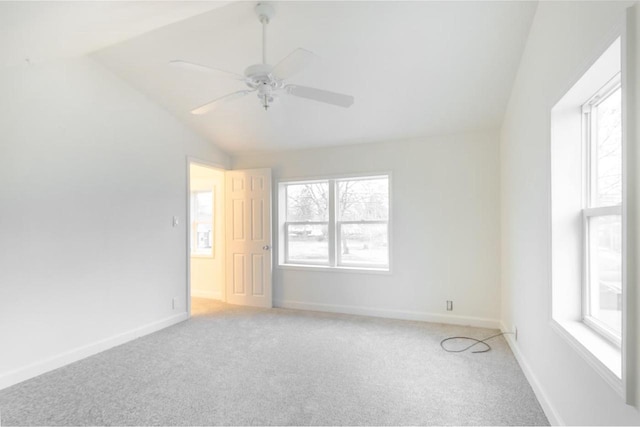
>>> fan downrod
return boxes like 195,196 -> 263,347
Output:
245,2 -> 279,109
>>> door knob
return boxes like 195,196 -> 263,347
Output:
263,245 -> 270,250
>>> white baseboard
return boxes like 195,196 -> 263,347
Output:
0,312 -> 188,391
500,322 -> 564,426
191,289 -> 221,300
275,299 -> 500,329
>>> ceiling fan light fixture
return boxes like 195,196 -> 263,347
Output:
262,95 -> 272,110
257,82 -> 275,110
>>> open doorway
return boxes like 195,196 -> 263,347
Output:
188,161 -> 226,317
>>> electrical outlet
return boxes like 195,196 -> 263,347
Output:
446,300 -> 453,311
172,297 -> 177,310
514,326 -> 518,341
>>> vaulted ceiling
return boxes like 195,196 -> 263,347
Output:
4,1 -> 538,153
0,1 -> 229,69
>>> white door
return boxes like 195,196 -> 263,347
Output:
225,168 -> 272,308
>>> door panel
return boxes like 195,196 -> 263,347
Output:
225,168 -> 272,307
252,254 -> 264,296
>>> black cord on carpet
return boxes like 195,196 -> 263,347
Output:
440,332 -> 514,353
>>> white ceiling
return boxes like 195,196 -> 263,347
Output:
0,1 -> 229,70
7,1 -> 538,154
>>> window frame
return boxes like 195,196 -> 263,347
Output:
279,173 -> 391,272
550,34 -> 626,396
581,75 -> 622,347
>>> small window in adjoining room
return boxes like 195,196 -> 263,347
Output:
190,191 -> 214,257
281,175 -> 390,271
582,78 -> 622,345
284,181 -> 330,265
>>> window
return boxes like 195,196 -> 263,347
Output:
336,178 -> 389,267
550,37 -> 625,387
285,181 -> 329,264
190,191 -> 214,256
582,78 -> 622,345
281,175 -> 389,270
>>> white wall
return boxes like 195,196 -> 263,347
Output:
233,131 -> 500,327
500,1 -> 640,424
189,164 -> 225,301
0,56 -> 229,389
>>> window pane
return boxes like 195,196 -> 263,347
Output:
594,87 -> 622,207
339,223 -> 388,267
588,215 -> 622,336
286,182 -> 329,221
287,224 -> 329,263
196,223 -> 213,252
191,191 -> 213,256
195,191 -> 213,222
337,178 -> 389,221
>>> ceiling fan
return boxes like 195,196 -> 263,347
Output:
170,2 -> 354,113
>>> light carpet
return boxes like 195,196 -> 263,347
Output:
0,299 -> 548,426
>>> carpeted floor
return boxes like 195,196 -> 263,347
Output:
0,299 -> 548,426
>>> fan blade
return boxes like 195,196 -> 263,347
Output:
271,48 -> 318,80
170,60 -> 245,81
191,90 -> 253,115
286,85 -> 354,108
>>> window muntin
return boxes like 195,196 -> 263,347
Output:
282,175 -> 390,270
583,80 -> 622,345
191,191 -> 214,256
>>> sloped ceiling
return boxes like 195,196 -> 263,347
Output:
93,1 -> 537,153
4,1 -> 538,154
0,0 -> 229,69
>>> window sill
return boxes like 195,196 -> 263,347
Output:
278,264 -> 392,275
550,318 -> 622,395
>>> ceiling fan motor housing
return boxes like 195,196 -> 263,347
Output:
244,63 -> 284,95
244,63 -> 272,80
255,2 -> 276,22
